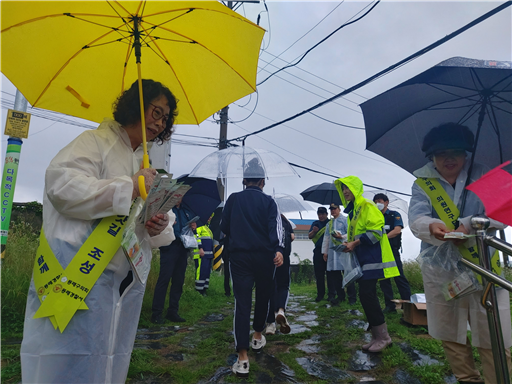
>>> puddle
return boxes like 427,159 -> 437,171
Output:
358,375 -> 385,383
393,369 -> 422,384
348,350 -> 381,371
346,319 -> 368,330
135,331 -> 175,341
198,366 -> 232,384
290,295 -> 308,300
295,335 -> 321,353
296,357 -> 353,381
289,323 -> 310,334
203,313 -> 225,322
342,309 -> 364,317
133,341 -> 165,350
254,352 -> 297,383
295,313 -> 317,322
304,320 -> 319,327
398,343 -> 440,366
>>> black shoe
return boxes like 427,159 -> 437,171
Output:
198,290 -> 206,296
166,312 -> 186,322
314,296 -> 323,302
349,301 -> 357,306
327,295 -> 335,301
151,315 -> 166,324
383,306 -> 397,314
330,298 -> 340,306
225,292 -> 231,297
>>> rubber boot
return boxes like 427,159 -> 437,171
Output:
362,326 -> 378,351
368,323 -> 392,353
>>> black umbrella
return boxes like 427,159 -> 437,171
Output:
362,56 -> 512,174
176,175 -> 221,227
300,182 -> 342,206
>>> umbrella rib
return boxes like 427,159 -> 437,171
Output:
31,25 -> 125,108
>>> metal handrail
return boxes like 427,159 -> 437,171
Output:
469,216 -> 511,384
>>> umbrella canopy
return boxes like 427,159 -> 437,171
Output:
176,174 -> 221,227
1,1 -> 264,126
362,190 -> 409,228
188,146 -> 300,180
466,160 -> 512,227
300,182 -> 342,206
362,57 -> 512,174
274,194 -> 313,214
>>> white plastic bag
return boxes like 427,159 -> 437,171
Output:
180,226 -> 198,249
341,251 -> 363,288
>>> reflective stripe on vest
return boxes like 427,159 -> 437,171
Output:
415,177 -> 502,281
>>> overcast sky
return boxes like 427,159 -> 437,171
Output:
1,1 -> 511,260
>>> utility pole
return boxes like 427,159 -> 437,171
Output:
217,0 -> 259,201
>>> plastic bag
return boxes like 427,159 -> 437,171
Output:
180,226 -> 198,249
341,251 -> 363,288
416,242 -> 482,301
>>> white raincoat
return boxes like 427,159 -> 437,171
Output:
20,119 -> 176,383
409,160 -> 511,349
321,215 -> 348,271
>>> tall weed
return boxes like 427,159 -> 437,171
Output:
1,221 -> 39,336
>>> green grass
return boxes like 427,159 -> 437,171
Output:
2,221 -> 512,383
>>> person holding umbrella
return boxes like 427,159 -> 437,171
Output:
20,79 -> 178,384
321,203 -> 357,306
221,158 -> 284,377
335,176 -> 400,353
409,123 -> 511,384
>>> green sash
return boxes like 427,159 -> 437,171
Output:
311,226 -> 326,244
33,215 -> 127,332
415,178 -> 502,281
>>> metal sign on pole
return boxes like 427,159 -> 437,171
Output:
1,90 -> 29,259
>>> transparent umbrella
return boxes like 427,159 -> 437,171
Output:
274,194 -> 313,216
362,190 -> 409,228
188,146 -> 300,180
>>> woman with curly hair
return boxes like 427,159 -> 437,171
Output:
21,79 -> 179,384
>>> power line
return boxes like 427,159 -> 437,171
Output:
230,0 -> 512,143
308,111 -> 364,129
258,1 -> 380,86
258,1 -> 344,74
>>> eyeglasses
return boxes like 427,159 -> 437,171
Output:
149,103 -> 169,127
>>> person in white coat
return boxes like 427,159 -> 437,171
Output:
409,122 -> 511,384
322,203 -> 357,305
20,79 -> 179,384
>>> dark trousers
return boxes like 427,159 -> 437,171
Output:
359,278 -> 385,327
328,270 -> 357,303
194,257 -> 212,291
222,250 -> 231,295
313,248 -> 335,299
152,240 -> 188,317
230,250 -> 275,351
267,252 -> 291,323
379,248 -> 411,308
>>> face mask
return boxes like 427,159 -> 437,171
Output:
376,203 -> 385,210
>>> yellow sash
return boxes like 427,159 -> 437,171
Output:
33,215 -> 127,332
415,178 -> 502,280
311,225 -> 326,244
328,219 -> 344,246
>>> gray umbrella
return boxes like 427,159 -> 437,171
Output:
274,194 -> 313,214
362,56 -> 512,174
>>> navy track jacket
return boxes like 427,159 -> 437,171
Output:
221,185 -> 285,254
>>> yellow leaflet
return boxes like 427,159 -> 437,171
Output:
34,215 -> 127,332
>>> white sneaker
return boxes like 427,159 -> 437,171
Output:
232,358 -> 249,377
276,309 -> 291,334
251,334 -> 266,351
265,322 -> 276,335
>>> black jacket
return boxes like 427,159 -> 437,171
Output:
221,186 -> 284,254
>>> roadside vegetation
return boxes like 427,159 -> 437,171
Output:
2,221 -> 511,383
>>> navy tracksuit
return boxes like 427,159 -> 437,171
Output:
221,185 -> 284,351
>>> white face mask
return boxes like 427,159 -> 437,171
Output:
376,203 -> 385,211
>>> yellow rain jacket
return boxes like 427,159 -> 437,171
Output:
335,176 -> 399,280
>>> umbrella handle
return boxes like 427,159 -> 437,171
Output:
138,154 -> 151,200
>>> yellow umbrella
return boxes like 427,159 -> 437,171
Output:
1,1 -> 264,197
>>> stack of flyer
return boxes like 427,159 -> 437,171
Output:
121,173 -> 191,284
